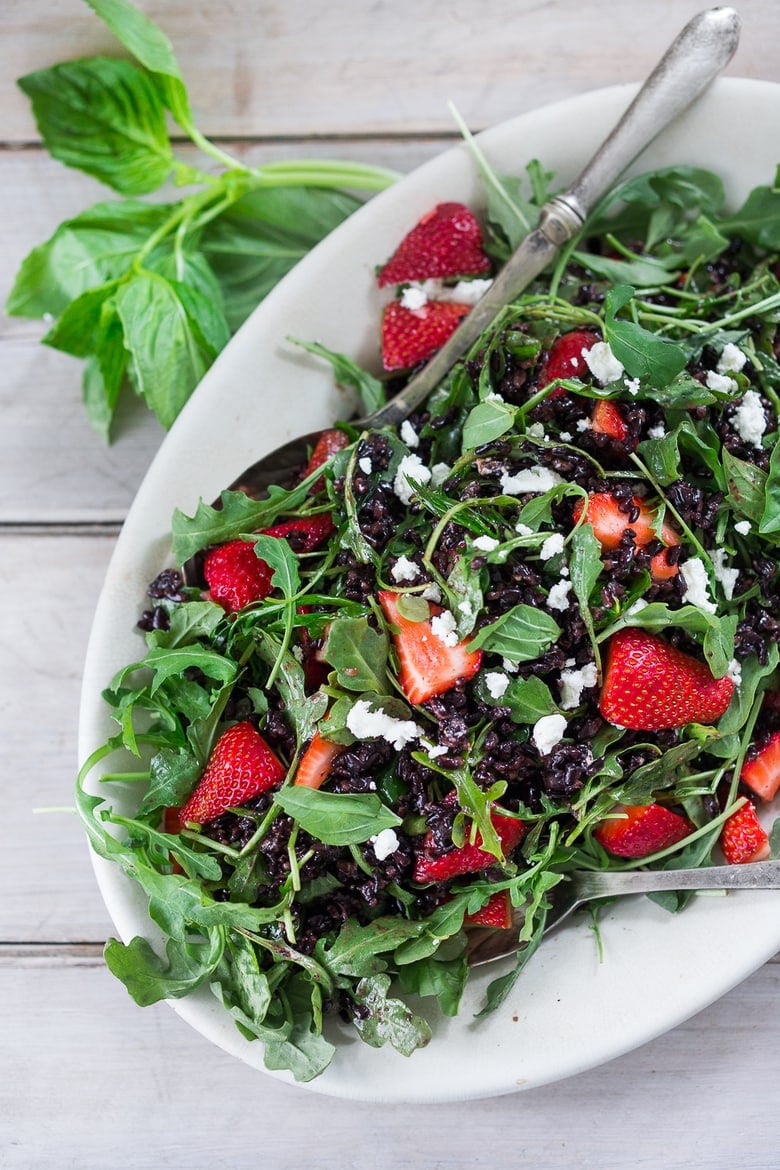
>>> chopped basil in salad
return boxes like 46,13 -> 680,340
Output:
78,158 -> 780,1082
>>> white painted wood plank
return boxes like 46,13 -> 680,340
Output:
2,959 -> 779,1168
0,534 -> 117,941
2,0 -> 780,143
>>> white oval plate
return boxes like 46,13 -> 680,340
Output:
79,78 -> 780,1102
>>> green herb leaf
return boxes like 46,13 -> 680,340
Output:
290,338 -> 385,414
468,603 -> 561,661
273,787 -> 401,846
723,448 -> 768,524
351,974 -> 432,1055
18,57 -> 174,195
171,483 -> 314,563
461,397 -> 517,449
323,617 -> 389,693
604,284 -> 687,383
104,931 -> 225,1005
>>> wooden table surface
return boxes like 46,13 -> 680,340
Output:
3,2 -> 780,1166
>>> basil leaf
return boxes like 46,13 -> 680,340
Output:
500,675 -> 558,724
18,58 -> 173,195
759,438 -> 780,536
574,250 -> 673,287
115,271 -> 217,428
468,604 -> 561,661
604,284 -> 687,384
569,522 -> 603,656
396,954 -> 468,1017
6,200 -> 172,319
273,787 -> 401,845
719,184 -> 780,249
323,617 -> 389,693
461,397 -> 517,449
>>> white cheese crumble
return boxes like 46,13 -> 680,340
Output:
576,417 -> 592,433
400,419 -> 419,448
473,534 -> 499,552
547,579 -> 572,612
727,658 -> 743,687
421,582 -> 442,603
400,286 -> 428,311
540,532 -> 565,561
358,456 -> 373,474
430,462 -> 452,487
717,343 -> 748,375
423,742 -> 448,759
393,453 -> 431,505
679,557 -> 717,614
559,662 -> 598,710
732,388 -> 767,448
532,713 -> 567,755
559,431 -> 572,442
457,598 -> 474,617
624,377 -> 640,396
390,555 -> 420,583
430,610 -> 459,647
346,700 -> 422,750
706,369 -> 737,394
583,341 -> 624,385
711,549 -> 740,601
500,466 -> 563,495
502,657 -> 519,674
371,828 -> 400,861
485,672 -> 510,700
515,522 -> 534,537
734,519 -> 751,536
484,391 -> 505,403
647,423 -> 666,440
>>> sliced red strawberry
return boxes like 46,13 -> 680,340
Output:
413,807 -> 525,882
539,330 -> 600,394
465,889 -> 514,929
591,399 -> 630,443
600,628 -> 735,731
302,428 -> 349,479
261,513 -> 334,551
741,731 -> 780,802
381,300 -> 470,371
720,801 -> 771,864
573,490 -> 680,582
378,590 -> 482,705
177,721 -> 285,827
203,539 -> 274,612
294,731 -> 344,789
377,202 -> 491,288
594,802 -> 693,858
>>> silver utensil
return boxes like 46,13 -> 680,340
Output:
193,6 -> 740,522
466,857 -> 780,966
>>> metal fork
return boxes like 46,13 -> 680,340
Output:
466,859 -> 780,966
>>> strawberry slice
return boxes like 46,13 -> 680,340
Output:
594,802 -> 693,858
741,731 -> 780,802
203,539 -> 274,612
573,490 -> 680,582
294,731 -> 344,789
378,590 -> 482,705
381,300 -> 470,371
465,889 -> 514,929
600,628 -> 735,731
591,399 -> 630,443
262,514 -> 334,551
177,721 -> 285,827
720,802 -> 771,864
413,807 -> 525,882
377,202 -> 491,288
302,428 -> 349,479
539,329 -> 600,393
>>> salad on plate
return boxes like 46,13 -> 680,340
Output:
78,151 -> 780,1082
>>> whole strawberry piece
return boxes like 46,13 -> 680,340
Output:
720,802 -> 770,864
595,802 -> 692,858
539,329 -> 600,389
204,539 -> 274,612
377,202 -> 491,287
600,628 -> 734,730
177,721 -> 285,827
381,300 -> 470,371
413,807 -> 525,882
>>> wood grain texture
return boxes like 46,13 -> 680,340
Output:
2,0 -> 780,142
2,960 -> 779,1169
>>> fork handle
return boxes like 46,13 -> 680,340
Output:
581,858 -> 780,898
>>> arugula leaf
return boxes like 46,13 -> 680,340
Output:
323,617 -> 389,693
137,747 -> 201,816
273,788 -> 401,845
351,974 -> 432,1055
104,931 -> 225,1005
395,954 -> 468,1017
719,183 -> 780,249
290,338 -> 385,415
759,438 -> 780,536
18,58 -> 174,195
724,448 -> 768,524
468,604 -> 561,661
171,483 -> 314,563
604,285 -> 687,383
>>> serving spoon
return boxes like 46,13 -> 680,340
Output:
466,856 -> 780,966
191,6 -> 740,525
